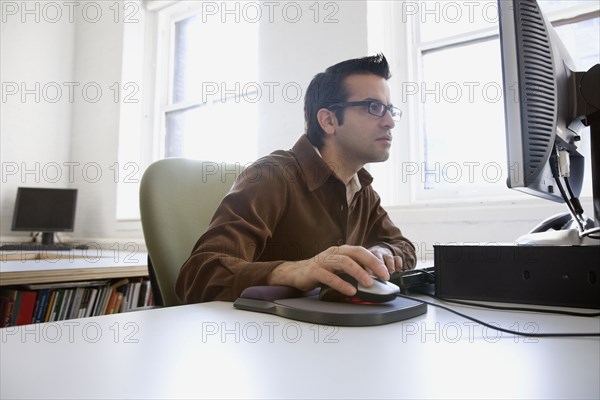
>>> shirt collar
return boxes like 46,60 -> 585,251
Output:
346,173 -> 361,206
313,145 -> 362,205
292,135 -> 373,192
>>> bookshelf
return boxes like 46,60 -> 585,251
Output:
0,250 -> 153,327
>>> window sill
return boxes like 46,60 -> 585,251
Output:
386,196 -> 594,224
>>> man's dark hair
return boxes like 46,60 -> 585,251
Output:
304,53 -> 391,148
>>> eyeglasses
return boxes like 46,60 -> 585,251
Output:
327,100 -> 402,121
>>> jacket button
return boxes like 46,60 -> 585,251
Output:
337,239 -> 344,245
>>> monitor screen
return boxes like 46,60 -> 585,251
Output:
12,187 -> 78,233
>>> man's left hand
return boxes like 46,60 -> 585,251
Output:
368,245 -> 409,274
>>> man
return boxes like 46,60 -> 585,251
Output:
176,54 -> 416,303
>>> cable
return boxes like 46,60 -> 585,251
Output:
396,269 -> 600,337
563,176 -> 584,216
418,292 -> 600,317
557,148 -> 583,219
554,175 -> 585,232
397,293 -> 600,338
580,227 -> 600,240
551,149 -> 585,232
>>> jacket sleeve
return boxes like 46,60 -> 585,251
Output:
175,161 -> 289,303
363,188 -> 417,270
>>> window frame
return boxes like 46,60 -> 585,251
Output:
153,1 -> 260,161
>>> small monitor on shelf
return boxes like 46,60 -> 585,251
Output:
11,187 -> 78,245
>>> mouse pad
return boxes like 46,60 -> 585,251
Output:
233,286 -> 427,326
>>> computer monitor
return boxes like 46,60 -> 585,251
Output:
498,0 -> 600,243
11,187 -> 78,244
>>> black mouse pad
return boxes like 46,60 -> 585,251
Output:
233,286 -> 427,326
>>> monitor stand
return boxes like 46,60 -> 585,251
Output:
41,232 -> 55,244
515,212 -> 599,246
515,228 -> 598,246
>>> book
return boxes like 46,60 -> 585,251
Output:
123,283 -> 133,312
15,291 -> 37,326
33,289 -> 50,323
0,297 -> 15,328
0,289 -> 19,327
146,284 -> 154,307
57,289 -> 73,321
0,290 -> 19,325
130,281 -> 142,311
44,291 -> 58,322
84,288 -> 99,318
68,287 -> 86,320
50,289 -> 65,322
105,279 -> 129,315
114,292 -> 124,314
94,287 -> 111,317
0,298 -> 8,327
138,281 -> 148,308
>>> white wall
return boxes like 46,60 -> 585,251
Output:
0,0 -> 138,244
256,1 -> 368,156
0,0 -> 75,238
67,2 -> 135,240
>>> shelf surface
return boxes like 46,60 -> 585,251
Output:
0,251 -> 148,285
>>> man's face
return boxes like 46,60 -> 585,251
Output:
330,73 -> 396,167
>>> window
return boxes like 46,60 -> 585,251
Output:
158,1 -> 259,164
378,0 -> 599,206
116,1 -> 260,222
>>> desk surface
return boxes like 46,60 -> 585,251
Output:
0,250 -> 148,285
1,299 -> 599,399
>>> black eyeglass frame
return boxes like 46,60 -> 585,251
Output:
327,100 -> 402,121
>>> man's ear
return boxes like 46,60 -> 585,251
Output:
316,108 -> 337,135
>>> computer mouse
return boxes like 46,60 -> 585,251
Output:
319,273 -> 400,304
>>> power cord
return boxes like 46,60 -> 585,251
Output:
397,293 -> 600,338
551,147 -> 599,240
420,293 -> 600,317
550,151 -> 585,233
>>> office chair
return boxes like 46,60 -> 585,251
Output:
139,158 -> 243,306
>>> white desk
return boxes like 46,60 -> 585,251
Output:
1,299 -> 598,399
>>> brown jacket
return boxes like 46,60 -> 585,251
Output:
176,135 -> 416,303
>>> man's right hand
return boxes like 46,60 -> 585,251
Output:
266,245 -> 390,296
